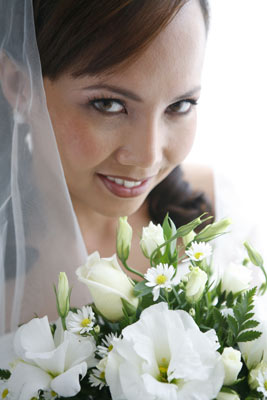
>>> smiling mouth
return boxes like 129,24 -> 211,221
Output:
97,174 -> 153,198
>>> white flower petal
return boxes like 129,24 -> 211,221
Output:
51,362 -> 87,397
26,340 -> 68,375
8,362 -> 51,400
105,303 -> 224,400
142,373 -> 178,400
63,331 -> 96,369
14,316 -> 55,360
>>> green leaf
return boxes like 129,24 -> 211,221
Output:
213,307 -> 227,326
237,330 -> 262,342
226,291 -> 234,308
134,281 -> 152,298
241,319 -> 260,330
0,369 -> 11,380
227,315 -> 239,337
225,287 -> 262,345
162,213 -> 172,239
121,298 -> 137,317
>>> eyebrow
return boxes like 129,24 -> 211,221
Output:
81,84 -> 201,103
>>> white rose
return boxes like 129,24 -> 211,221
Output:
217,391 -> 240,400
76,252 -> 138,321
105,303 -> 224,400
140,221 -> 165,258
8,317 -> 96,400
221,262 -> 252,294
221,347 -> 242,385
185,267 -> 208,303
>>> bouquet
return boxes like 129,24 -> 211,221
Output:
1,213 -> 267,400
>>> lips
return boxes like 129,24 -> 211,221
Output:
97,174 -> 152,198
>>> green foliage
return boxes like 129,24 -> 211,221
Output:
226,288 -> 261,346
149,213 -> 212,267
134,281 -> 152,298
0,369 -> 11,380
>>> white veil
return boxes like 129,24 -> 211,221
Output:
0,0 -> 89,334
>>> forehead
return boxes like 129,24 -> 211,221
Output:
65,0 -> 206,99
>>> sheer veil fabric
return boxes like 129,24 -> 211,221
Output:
0,0 -> 89,334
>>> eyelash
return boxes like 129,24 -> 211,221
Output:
86,95 -> 198,116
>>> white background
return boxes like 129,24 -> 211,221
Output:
187,0 -> 267,183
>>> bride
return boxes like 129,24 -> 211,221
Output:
0,0 -> 264,368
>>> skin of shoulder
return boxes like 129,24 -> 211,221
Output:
182,163 -> 215,211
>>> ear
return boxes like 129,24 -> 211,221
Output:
0,51 -> 27,111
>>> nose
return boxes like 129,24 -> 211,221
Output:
115,117 -> 163,169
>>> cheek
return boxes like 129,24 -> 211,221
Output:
52,112 -> 106,169
167,115 -> 197,164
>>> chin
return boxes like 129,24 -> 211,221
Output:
94,197 -> 147,218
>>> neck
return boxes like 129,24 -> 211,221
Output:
71,196 -> 150,256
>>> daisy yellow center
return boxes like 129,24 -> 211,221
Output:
194,252 -> 203,260
81,318 -> 91,327
108,344 -> 113,352
2,389 -> 8,399
51,391 -> 57,397
156,274 -> 167,285
100,371 -> 105,380
264,380 -> 267,390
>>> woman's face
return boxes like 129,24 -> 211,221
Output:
44,0 -> 206,218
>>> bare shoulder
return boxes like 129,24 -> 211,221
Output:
182,163 -> 215,209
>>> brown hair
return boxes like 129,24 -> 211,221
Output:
33,0 -> 213,228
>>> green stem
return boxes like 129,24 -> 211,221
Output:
61,316 -> 67,331
172,286 -> 180,306
165,289 -> 170,306
122,259 -> 144,279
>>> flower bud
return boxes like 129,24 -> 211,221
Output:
56,272 -> 70,318
221,347 -> 242,385
195,218 -> 232,242
185,267 -> 207,303
140,221 -> 165,258
182,230 -> 196,247
189,308 -> 195,317
116,217 -> 132,261
244,241 -> 264,267
216,390 -> 240,400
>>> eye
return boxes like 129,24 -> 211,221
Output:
90,98 -> 126,114
166,99 -> 198,115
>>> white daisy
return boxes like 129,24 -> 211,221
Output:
97,333 -> 121,358
66,305 -> 95,335
89,358 -> 108,390
184,241 -> 212,262
144,263 -> 179,301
